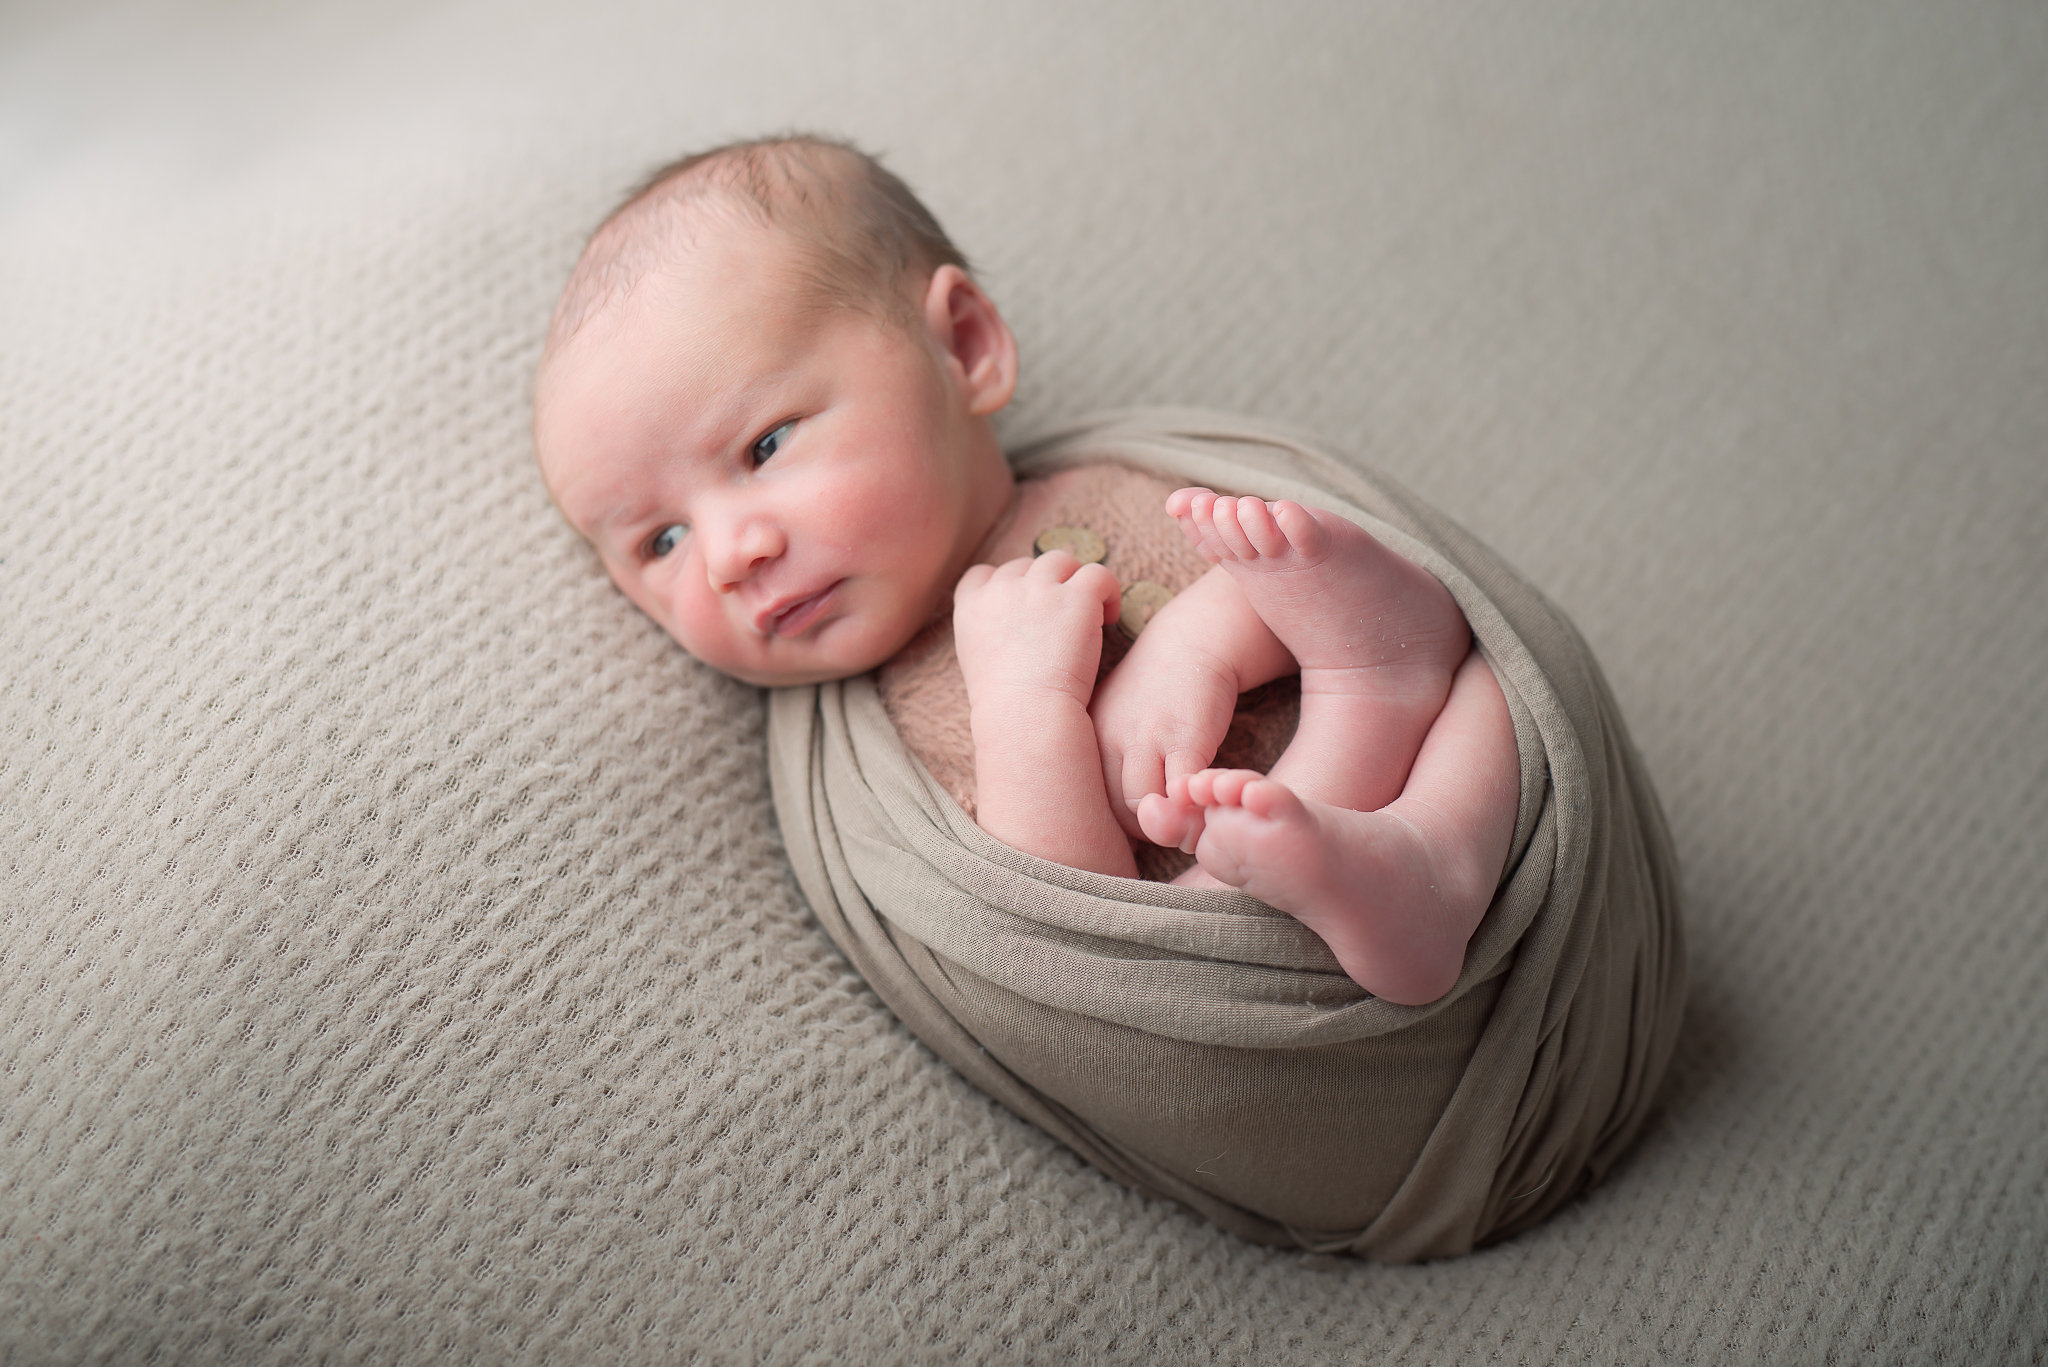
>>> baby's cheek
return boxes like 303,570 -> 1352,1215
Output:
661,579 -> 739,661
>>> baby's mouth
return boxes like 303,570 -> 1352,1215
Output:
761,581 -> 842,638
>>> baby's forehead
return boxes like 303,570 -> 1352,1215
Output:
549,188 -> 754,345
546,219 -> 789,367
536,244 -> 818,489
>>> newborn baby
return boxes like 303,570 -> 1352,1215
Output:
534,136 -> 1518,1006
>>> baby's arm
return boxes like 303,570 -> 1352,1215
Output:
953,552 -> 1138,878
1088,565 -> 1293,840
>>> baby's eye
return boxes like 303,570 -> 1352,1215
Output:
752,420 -> 796,465
649,524 -> 688,559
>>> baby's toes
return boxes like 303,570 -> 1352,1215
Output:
1222,497 -> 1285,559
1268,500 -> 1331,559
1138,791 -> 1205,853
1186,767 -> 1260,808
1236,776 -> 1309,824
1167,494 -> 1220,557
1207,499 -> 1262,561
1211,768 -> 1264,806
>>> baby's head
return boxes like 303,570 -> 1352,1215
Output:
534,135 -> 1019,686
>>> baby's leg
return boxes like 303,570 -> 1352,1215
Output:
1167,489 -> 1473,817
1175,650 -> 1518,1004
1092,566 -> 1293,848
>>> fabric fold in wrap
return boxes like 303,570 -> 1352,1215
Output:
767,408 -> 1685,1261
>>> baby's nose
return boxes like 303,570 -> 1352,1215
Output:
706,517 -> 785,591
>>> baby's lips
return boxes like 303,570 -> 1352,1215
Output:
751,595 -> 800,637
756,581 -> 840,638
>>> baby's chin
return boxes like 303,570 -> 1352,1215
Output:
714,658 -> 860,688
687,631 -> 904,689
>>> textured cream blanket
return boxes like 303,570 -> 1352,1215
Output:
768,409 -> 1685,1261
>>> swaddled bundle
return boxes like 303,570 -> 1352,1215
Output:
768,408 -> 1685,1261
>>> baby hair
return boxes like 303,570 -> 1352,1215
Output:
546,133 -> 970,360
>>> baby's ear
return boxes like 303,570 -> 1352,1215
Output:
922,266 -> 1017,417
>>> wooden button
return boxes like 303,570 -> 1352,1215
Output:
1118,581 -> 1174,638
1033,525 -> 1107,564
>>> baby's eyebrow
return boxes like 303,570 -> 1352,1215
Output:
566,453 -> 681,544
564,500 -> 646,556
588,496 -> 655,539
574,363 -> 808,546
701,366 -> 802,445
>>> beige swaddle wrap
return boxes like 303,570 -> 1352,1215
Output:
767,409 -> 1685,1261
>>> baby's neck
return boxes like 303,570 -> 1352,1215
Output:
973,472 -> 1073,566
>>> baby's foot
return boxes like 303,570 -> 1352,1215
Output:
1165,489 -> 1463,675
1134,772 -> 1211,854
1166,489 -> 1472,814
1181,769 -> 1473,1005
